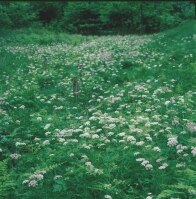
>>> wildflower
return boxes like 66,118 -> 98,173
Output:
94,168 -> 103,175
55,106 -> 63,110
34,137 -> 41,141
134,152 -> 140,156
0,148 -> 2,153
104,195 -> 112,199
187,123 -> 196,132
31,174 -> 43,181
92,134 -> 99,139
167,137 -> 178,147
141,160 -> 149,166
15,142 -> 26,147
127,136 -> 136,143
42,140 -> 50,145
191,147 -> 196,156
69,153 -> 74,157
19,105 -> 25,109
16,120 -> 20,124
153,147 -> 161,152
176,162 -> 186,168
146,136 -> 152,141
156,158 -> 163,163
188,189 -> 196,196
118,132 -> 126,137
37,117 -> 42,121
176,144 -> 187,153
136,158 -> 145,162
44,124 -> 51,130
85,162 -> 92,167
81,155 -> 88,162
28,180 -> 38,187
108,132 -> 114,136
145,164 -> 153,170
146,196 -> 153,199
136,141 -> 145,146
54,175 -> 62,180
164,101 -> 170,106
10,153 -> 21,160
45,131 -> 51,136
22,180 -> 29,184
104,184 -> 112,189
159,163 -> 168,170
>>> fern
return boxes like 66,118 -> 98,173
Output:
0,159 -> 15,198
156,189 -> 184,199
177,168 -> 196,185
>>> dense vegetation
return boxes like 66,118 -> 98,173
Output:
0,1 -> 195,34
0,1 -> 196,198
0,19 -> 195,198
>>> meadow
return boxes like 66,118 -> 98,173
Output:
0,21 -> 195,199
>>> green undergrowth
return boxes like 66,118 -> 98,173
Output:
0,28 -> 96,45
0,21 -> 195,199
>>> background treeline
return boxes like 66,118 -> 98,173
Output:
0,1 -> 195,35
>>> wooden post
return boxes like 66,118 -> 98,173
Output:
73,77 -> 79,99
43,56 -> 47,68
72,62 -> 83,102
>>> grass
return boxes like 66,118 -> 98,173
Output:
0,27 -> 97,45
0,21 -> 195,199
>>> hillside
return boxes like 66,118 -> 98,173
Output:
0,21 -> 195,199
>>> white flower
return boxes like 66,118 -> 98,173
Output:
146,196 -> 153,199
45,131 -> 51,136
44,124 -> 51,130
15,142 -> 26,147
118,132 -> 126,137
158,163 -> 168,170
145,164 -> 153,170
43,140 -> 50,145
28,180 -> 38,187
22,180 -> 29,184
54,175 -> 62,180
136,141 -> 145,146
104,195 -> 112,199
141,160 -> 149,166
176,162 -> 186,168
94,168 -> 103,175
187,123 -> 196,132
85,162 -> 92,167
191,147 -> 196,156
164,101 -> 170,106
167,137 -> 178,147
37,117 -> 42,121
146,136 -> 152,141
153,147 -> 161,152
16,120 -> 20,124
19,105 -> 25,109
0,148 -> 2,153
136,158 -> 145,162
69,153 -> 74,157
92,134 -> 99,139
29,173 -> 44,181
134,152 -> 140,156
127,136 -> 136,143
55,106 -> 63,110
10,153 -> 21,160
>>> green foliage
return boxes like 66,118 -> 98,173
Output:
0,21 -> 195,199
0,160 -> 15,198
0,28 -> 95,45
0,2 -> 37,28
0,2 -> 195,34
63,2 -> 102,35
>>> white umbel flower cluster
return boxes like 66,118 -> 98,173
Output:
167,136 -> 178,147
